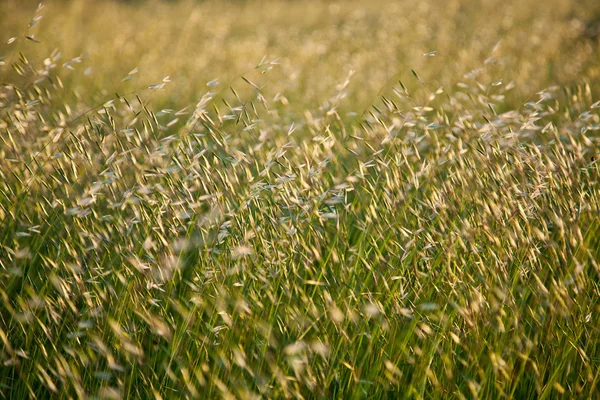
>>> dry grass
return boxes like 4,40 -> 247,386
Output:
1,1 -> 600,399
2,0 -> 600,111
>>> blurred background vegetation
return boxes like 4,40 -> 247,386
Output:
2,0 -> 600,118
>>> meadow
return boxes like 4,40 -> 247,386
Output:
1,0 -> 600,398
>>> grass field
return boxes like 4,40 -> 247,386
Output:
1,0 -> 600,398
